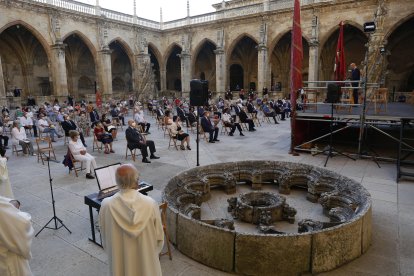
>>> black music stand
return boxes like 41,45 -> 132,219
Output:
35,152 -> 71,237
323,84 -> 356,167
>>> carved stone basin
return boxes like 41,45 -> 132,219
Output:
228,191 -> 296,225
163,161 -> 372,275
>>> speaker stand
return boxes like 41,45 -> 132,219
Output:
323,102 -> 356,167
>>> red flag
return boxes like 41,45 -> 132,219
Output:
334,21 -> 346,81
290,0 -> 303,153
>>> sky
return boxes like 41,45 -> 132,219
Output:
79,0 -> 219,22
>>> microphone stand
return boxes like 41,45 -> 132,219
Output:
196,106 -> 200,166
35,152 -> 71,237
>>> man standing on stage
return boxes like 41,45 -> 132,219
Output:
350,63 -> 361,104
99,164 -> 164,276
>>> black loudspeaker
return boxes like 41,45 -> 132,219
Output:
190,80 -> 208,106
327,84 -> 341,103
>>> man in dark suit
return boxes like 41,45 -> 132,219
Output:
61,115 -> 86,147
350,63 -> 361,104
239,107 -> 256,131
125,120 -> 159,163
176,104 -> 188,127
89,108 -> 100,127
200,111 -> 219,143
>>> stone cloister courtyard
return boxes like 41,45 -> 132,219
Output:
6,112 -> 413,276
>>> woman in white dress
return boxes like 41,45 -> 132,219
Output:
0,147 -> 13,198
68,130 -> 97,179
11,121 -> 35,156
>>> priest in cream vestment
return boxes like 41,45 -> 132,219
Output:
0,196 -> 34,276
99,164 -> 164,276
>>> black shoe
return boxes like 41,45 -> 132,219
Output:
83,144 -> 87,147
4,146 -> 9,149
150,155 -> 160,159
240,133 -> 245,136
213,139 -> 220,142
86,173 -> 95,179
142,158 -> 151,163
275,121 -> 279,124
229,133 -> 234,136
146,131 -> 151,135
186,146 -> 191,150
208,140 -> 215,143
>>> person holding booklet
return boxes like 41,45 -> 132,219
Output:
11,120 -> 35,156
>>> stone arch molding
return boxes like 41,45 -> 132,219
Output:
226,33 -> 259,58
108,37 -> 135,65
268,29 -> 310,55
384,13 -> 414,41
62,30 -> 98,63
0,20 -> 52,60
147,42 -> 163,68
191,38 -> 217,70
163,42 -> 183,69
319,21 -> 366,51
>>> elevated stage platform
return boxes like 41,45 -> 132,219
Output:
294,102 -> 414,161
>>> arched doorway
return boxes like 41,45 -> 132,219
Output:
64,33 -> 96,99
228,36 -> 258,91
109,40 -> 132,96
0,24 -> 50,97
148,45 -> 161,91
320,24 -> 367,81
386,16 -> 414,92
166,45 -> 182,91
193,40 -> 216,90
270,32 -> 309,96
230,64 -> 243,91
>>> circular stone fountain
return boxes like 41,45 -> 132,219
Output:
163,161 -> 372,275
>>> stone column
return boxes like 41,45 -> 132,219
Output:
97,48 -> 112,100
135,53 -> 152,100
308,41 -> 319,88
0,56 -> 6,106
50,43 -> 68,100
214,48 -> 226,96
179,51 -> 191,98
160,69 -> 167,92
257,44 -> 268,94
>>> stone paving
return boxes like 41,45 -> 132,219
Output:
6,112 -> 414,276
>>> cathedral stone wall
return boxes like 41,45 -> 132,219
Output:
0,0 -> 413,103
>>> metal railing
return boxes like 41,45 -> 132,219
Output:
27,0 -> 333,30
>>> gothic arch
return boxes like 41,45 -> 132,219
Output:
165,44 -> 183,91
384,13 -> 414,40
62,30 -> 97,62
108,37 -> 134,63
268,29 -> 311,56
192,38 -> 217,61
148,43 -> 162,91
109,39 -> 133,93
0,22 -> 51,96
226,33 -> 259,61
319,21 -> 366,52
163,42 -> 183,68
269,31 -> 309,95
0,20 -> 51,60
63,31 -> 97,97
148,43 -> 162,68
319,23 -> 368,81
384,15 -> 414,91
192,39 -> 217,90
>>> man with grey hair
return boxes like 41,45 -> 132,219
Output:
99,164 -> 164,276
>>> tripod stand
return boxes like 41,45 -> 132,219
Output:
35,152 -> 71,237
323,85 -> 356,167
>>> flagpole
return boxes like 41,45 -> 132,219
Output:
289,0 -> 303,155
